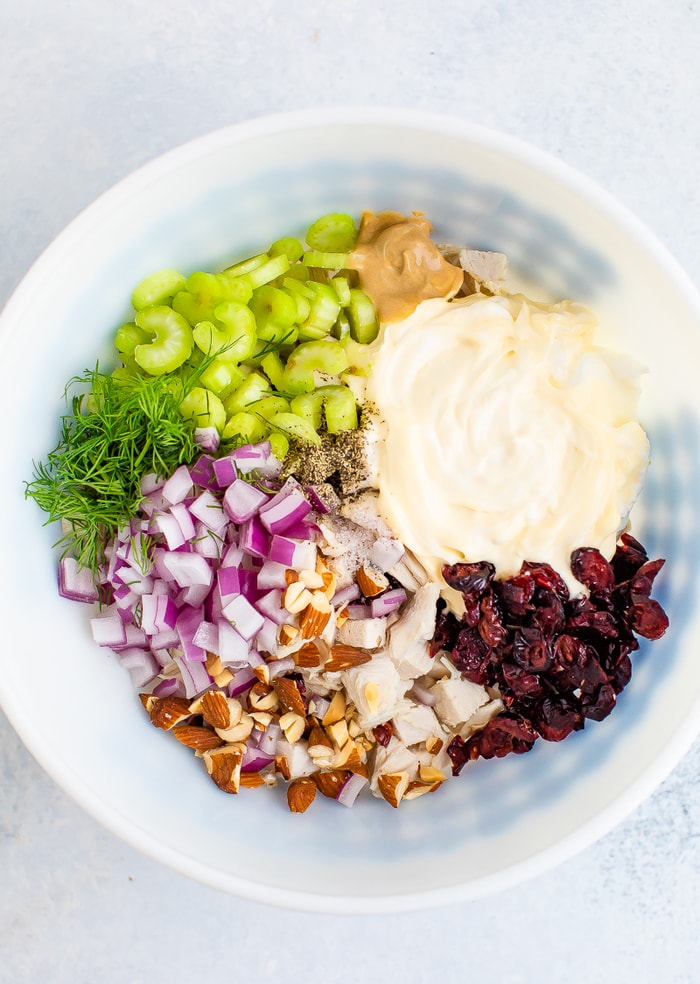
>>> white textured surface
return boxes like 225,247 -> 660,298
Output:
2,1 -> 700,981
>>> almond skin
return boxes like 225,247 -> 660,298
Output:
147,696 -> 192,731
273,677 -> 306,717
313,769 -> 351,798
325,644 -> 373,672
287,776 -> 317,813
172,725 -> 224,751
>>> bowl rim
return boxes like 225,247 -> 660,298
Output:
3,105 -> 700,913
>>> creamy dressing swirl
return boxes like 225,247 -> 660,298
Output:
365,293 -> 649,595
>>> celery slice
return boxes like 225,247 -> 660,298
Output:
198,357 -> 246,398
347,288 -> 379,344
269,411 -> 321,446
241,254 -> 290,290
268,432 -> 289,460
221,253 -> 269,278
269,237 -> 304,262
260,352 -> 286,389
179,386 -> 226,431
134,307 -> 193,375
303,250 -> 351,270
282,339 -> 349,395
115,321 -> 151,359
131,269 -> 187,311
316,384 -> 358,433
193,303 -> 257,363
305,213 -> 357,252
223,372 -> 271,416
222,411 -> 269,444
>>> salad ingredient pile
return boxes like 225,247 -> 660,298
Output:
27,208 -> 669,813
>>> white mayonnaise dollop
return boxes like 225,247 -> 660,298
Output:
365,294 -> 649,596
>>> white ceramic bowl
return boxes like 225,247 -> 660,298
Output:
2,108 -> 700,913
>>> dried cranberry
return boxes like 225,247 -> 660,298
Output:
627,598 -> 669,640
520,561 -> 570,601
532,696 -> 583,742
512,626 -> 552,673
373,722 -> 394,747
499,661 -> 546,698
629,558 -> 666,604
581,682 -> 617,721
429,599 -> 460,657
571,547 -> 615,595
446,735 -> 469,775
496,572 -> 535,616
478,591 -> 507,648
552,634 -> 607,692
531,588 -> 565,636
463,714 -> 539,761
610,654 -> 632,693
451,626 -> 492,684
442,561 -> 495,595
566,608 -> 620,639
611,533 -> 648,582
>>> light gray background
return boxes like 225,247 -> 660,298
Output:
2,2 -> 700,982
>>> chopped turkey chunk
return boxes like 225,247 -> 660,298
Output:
392,702 -> 444,746
431,675 -> 490,730
341,654 -> 404,728
337,616 -> 388,650
387,581 -> 441,679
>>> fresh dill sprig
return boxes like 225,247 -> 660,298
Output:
25,363 -> 208,576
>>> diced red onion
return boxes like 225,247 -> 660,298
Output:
222,594 -> 265,642
238,568 -> 259,601
174,582 -> 211,608
161,464 -> 193,505
266,655 -> 296,678
150,627 -> 180,651
232,441 -> 271,473
188,490 -> 228,535
58,556 -> 99,603
169,501 -> 196,542
213,454 -> 238,488
140,594 -> 178,635
227,665 -> 257,695
256,559 -> 290,590
220,543 -> 243,568
336,772 -> 368,807
139,472 -> 163,496
194,426 -> 220,453
332,583 -> 361,607
192,619 -> 219,655
256,719 -> 281,754
369,536 -> 405,573
158,551 -> 213,589
192,524 -> 224,560
152,676 -> 184,698
189,453 -> 218,490
241,745 -> 275,772
238,516 -> 270,559
255,589 -> 287,626
174,653 -> 212,698
258,478 -> 312,534
369,588 -> 407,618
152,511 -> 187,550
223,479 -> 268,524
254,618 -> 280,655
217,619 -> 251,666
346,603 -> 372,620
310,694 -> 331,720
176,605 -> 207,662
217,565 -> 241,599
118,647 -> 159,688
90,613 -> 127,648
304,484 -> 340,514
269,535 -> 316,571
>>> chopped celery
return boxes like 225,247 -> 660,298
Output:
198,357 -> 246,398
347,288 -> 379,344
247,394 -> 291,420
222,411 -> 269,444
179,386 -> 226,431
131,269 -> 187,311
268,432 -> 289,460
269,237 -> 304,262
269,411 -> 321,446
331,276 -> 352,306
303,250 -> 351,270
260,351 -> 286,389
249,285 -> 297,332
193,303 -> 257,362
298,283 -> 341,341
134,306 -> 193,375
223,371 -> 271,415
282,339 -> 349,394
290,384 -> 358,434
305,212 -> 357,252
221,253 -> 270,278
241,254 -> 290,289
115,321 -> 151,359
